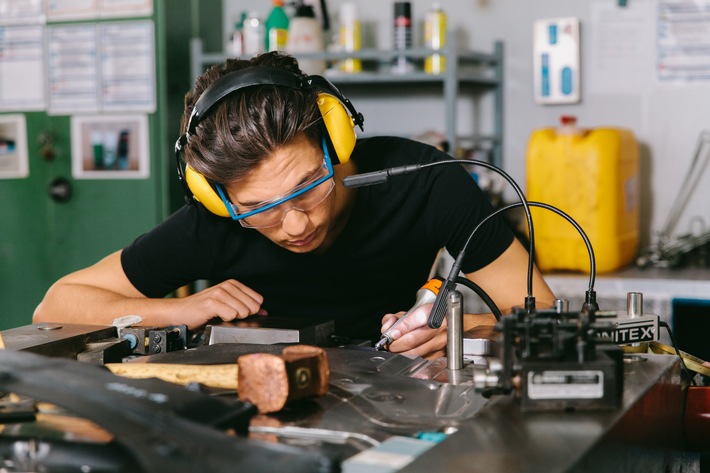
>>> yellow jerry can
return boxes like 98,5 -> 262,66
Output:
526,116 -> 640,274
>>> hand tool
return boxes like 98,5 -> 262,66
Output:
375,278 -> 442,351
237,344 -> 329,413
106,344 -> 329,414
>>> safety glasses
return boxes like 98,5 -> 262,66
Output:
216,138 -> 335,229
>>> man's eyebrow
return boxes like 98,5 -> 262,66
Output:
237,166 -> 321,208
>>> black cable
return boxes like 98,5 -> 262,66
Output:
417,159 -> 536,329
455,276 -> 502,321
424,160 -> 535,298
465,201 -> 596,295
660,321 -> 695,386
341,159 -> 602,321
445,201 -> 596,321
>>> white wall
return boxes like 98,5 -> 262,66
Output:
224,0 -> 710,247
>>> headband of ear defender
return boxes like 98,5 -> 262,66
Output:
174,66 -> 365,218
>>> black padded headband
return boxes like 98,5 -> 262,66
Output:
186,67 -> 363,135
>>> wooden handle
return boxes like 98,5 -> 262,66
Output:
105,345 -> 329,414
105,363 -> 238,390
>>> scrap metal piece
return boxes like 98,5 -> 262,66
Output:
204,317 -> 334,346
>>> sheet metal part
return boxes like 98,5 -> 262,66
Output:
1,323 -> 117,358
203,317 -> 335,346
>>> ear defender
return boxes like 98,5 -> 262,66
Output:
174,67 -> 364,218
317,93 -> 357,165
184,165 -> 232,217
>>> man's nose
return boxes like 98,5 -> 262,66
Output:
281,207 -> 309,235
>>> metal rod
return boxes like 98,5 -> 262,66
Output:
447,290 -> 463,370
554,298 -> 569,313
627,292 -> 643,318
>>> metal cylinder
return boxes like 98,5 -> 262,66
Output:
446,290 -> 463,370
554,298 -> 569,313
627,292 -> 643,318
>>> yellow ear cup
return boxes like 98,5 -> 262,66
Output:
317,93 -> 356,164
184,165 -> 231,217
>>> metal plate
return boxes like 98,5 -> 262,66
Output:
649,341 -> 710,377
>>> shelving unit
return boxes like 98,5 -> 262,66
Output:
189,32 -> 504,167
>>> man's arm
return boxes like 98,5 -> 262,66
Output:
382,238 -> 556,358
465,237 -> 555,314
33,250 -> 265,329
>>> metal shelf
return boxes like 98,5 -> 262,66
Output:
190,32 -> 504,166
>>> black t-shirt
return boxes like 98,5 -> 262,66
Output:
121,136 -> 514,341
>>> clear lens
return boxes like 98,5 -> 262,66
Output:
238,161 -> 330,214
239,178 -> 335,228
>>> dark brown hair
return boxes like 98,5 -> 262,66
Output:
180,52 -> 322,184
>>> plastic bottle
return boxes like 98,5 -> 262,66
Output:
265,0 -> 289,52
91,130 -> 104,170
102,130 -> 118,170
242,11 -> 265,57
526,116 -> 640,273
227,11 -> 247,57
338,3 -> 361,73
116,129 -> 130,170
424,3 -> 446,74
286,1 -> 325,75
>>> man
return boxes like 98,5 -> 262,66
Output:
34,52 -> 554,359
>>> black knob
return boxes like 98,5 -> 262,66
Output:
48,177 -> 72,203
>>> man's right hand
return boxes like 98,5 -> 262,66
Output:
175,279 -> 266,328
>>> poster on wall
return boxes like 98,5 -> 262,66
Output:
47,24 -> 99,114
0,114 -> 29,179
657,0 -> 710,81
588,0 -> 655,95
0,0 -> 45,24
0,25 -> 46,111
71,114 -> 149,179
99,0 -> 152,18
46,0 -> 153,21
47,21 -> 156,115
533,17 -> 581,104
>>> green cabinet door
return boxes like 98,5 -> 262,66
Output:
0,0 -> 218,329
0,112 -> 165,329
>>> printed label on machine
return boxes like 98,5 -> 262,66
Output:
597,315 -> 658,345
527,370 -> 604,399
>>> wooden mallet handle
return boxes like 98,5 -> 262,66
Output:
106,345 -> 329,414
105,363 -> 238,390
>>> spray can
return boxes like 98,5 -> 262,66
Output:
392,2 -> 413,73
338,3 -> 362,73
424,3 -> 446,74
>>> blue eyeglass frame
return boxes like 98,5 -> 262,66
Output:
215,138 -> 334,222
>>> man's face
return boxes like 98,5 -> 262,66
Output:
224,135 -> 337,253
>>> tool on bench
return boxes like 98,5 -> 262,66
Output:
106,345 -> 330,414
105,363 -> 239,390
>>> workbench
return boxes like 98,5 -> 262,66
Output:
0,326 -> 695,472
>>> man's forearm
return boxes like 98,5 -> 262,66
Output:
33,283 -> 176,327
